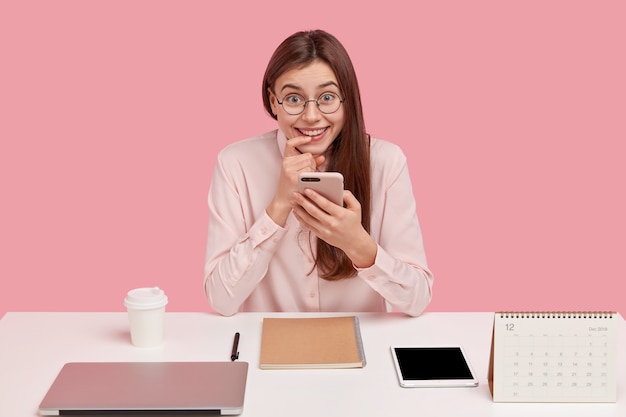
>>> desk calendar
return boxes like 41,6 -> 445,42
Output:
488,311 -> 617,402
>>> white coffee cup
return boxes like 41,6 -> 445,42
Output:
123,287 -> 168,347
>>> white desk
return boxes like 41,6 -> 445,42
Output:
1,311 -> 624,416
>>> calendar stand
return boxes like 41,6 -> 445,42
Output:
488,311 -> 617,403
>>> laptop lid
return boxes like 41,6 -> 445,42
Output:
39,361 -> 248,416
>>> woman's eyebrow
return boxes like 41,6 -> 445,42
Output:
279,83 -> 302,93
319,81 -> 339,89
279,81 -> 340,93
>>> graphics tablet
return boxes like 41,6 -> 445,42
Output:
391,346 -> 479,388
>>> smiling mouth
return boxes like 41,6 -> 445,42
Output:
297,127 -> 327,137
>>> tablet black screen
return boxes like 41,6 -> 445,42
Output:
394,347 -> 474,380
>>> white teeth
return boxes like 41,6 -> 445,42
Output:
299,128 -> 325,136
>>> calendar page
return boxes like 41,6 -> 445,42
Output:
488,312 -> 617,403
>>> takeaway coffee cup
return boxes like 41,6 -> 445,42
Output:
123,287 -> 168,347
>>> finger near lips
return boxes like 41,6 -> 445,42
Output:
285,135 -> 313,155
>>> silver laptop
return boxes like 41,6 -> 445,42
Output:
39,361 -> 248,416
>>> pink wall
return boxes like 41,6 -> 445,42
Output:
2,1 -> 625,317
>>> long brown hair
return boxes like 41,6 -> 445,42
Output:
262,30 -> 371,280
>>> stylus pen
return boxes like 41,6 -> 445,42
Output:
230,332 -> 240,361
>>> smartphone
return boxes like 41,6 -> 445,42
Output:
390,346 -> 479,388
297,172 -> 344,206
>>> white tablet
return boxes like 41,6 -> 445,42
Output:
390,346 -> 479,388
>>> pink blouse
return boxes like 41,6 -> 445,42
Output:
204,130 -> 433,316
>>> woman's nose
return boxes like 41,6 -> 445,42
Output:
301,100 -> 322,122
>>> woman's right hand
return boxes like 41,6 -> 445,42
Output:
267,136 -> 325,226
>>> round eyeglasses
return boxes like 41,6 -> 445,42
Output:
276,92 -> 344,115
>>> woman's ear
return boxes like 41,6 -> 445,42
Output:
267,88 -> 277,116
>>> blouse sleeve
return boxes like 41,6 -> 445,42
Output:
356,148 -> 434,317
203,153 -> 287,316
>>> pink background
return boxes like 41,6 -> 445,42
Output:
1,1 -> 625,317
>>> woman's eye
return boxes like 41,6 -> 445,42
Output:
285,95 -> 302,104
320,93 -> 336,102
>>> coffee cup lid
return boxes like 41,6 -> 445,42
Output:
124,287 -> 168,310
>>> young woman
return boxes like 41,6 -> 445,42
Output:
204,30 -> 433,316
